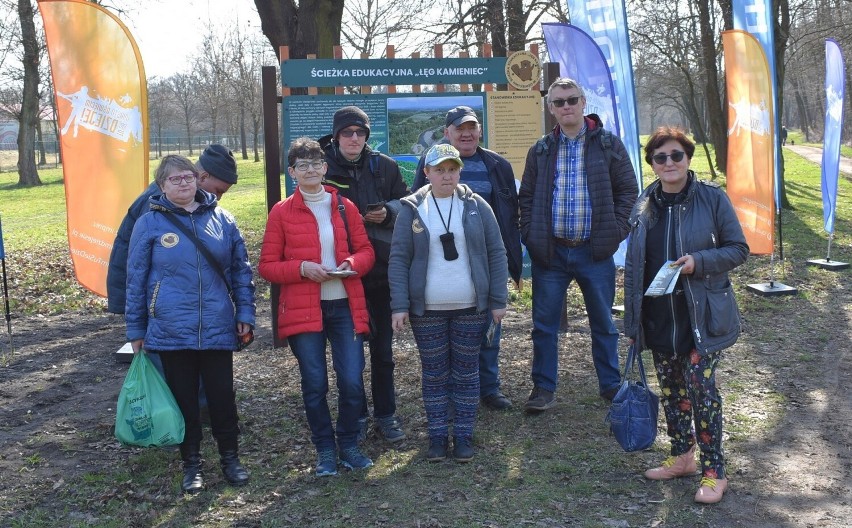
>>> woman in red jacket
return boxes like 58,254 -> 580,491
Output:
259,137 -> 375,477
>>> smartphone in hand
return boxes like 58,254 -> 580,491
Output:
366,201 -> 386,212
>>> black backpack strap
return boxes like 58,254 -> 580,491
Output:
159,211 -> 232,296
336,194 -> 354,254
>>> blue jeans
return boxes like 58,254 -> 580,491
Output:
479,322 -> 502,398
289,299 -> 366,451
530,242 -> 620,394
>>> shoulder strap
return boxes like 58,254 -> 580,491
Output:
336,194 -> 354,254
159,211 -> 232,295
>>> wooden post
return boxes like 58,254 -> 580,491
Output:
360,52 -> 372,94
483,43 -> 493,92
386,46 -> 396,94
306,54 -> 318,96
279,46 -> 291,97
262,65 -> 285,347
412,52 -> 421,93
459,51 -> 470,93
334,46 -> 344,95
434,44 -> 445,93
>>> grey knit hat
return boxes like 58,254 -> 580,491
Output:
199,144 -> 238,184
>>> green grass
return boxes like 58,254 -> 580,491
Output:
3,145 -> 852,527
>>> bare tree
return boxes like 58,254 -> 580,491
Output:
166,72 -> 203,156
15,0 -> 41,186
254,0 -> 344,60
341,0 -> 431,57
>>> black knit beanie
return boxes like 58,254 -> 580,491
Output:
332,106 -> 371,140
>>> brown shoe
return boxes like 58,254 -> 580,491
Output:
643,445 -> 697,480
695,476 -> 728,504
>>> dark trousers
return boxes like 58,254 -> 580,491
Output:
160,349 -> 239,452
362,283 -> 397,419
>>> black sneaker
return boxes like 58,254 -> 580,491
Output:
376,415 -> 406,443
524,386 -> 555,413
426,437 -> 448,462
453,437 -> 474,462
481,392 -> 512,410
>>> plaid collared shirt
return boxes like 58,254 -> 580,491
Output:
552,124 -> 592,241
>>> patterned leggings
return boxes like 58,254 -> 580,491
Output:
651,348 -> 725,479
410,309 -> 489,441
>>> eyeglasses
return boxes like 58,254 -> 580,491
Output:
292,160 -> 325,172
339,129 -> 368,138
651,151 -> 686,165
166,173 -> 196,185
550,96 -> 582,108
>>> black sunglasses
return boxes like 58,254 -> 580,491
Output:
652,151 -> 686,165
550,96 -> 582,108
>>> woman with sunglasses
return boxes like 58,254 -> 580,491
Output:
125,155 -> 256,493
623,127 -> 749,504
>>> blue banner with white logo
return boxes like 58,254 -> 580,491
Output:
732,0 -> 780,210
564,0 -> 642,187
542,23 -> 618,134
821,39 -> 845,235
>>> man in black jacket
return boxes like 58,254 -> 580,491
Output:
319,106 -> 409,443
413,106 -> 522,410
519,78 -> 638,413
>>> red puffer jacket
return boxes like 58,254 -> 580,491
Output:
259,186 -> 375,339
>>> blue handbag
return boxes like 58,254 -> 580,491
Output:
605,344 -> 660,452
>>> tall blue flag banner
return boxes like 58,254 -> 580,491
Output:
565,0 -> 642,187
542,23 -> 618,134
821,39 -> 845,235
732,0 -> 780,211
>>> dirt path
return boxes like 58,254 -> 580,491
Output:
785,144 -> 852,176
2,282 -> 852,527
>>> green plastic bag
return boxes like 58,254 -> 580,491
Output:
115,350 -> 185,447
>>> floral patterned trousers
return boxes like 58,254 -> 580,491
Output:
651,348 -> 725,479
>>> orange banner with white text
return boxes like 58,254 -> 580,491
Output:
722,30 -> 775,255
39,0 -> 149,295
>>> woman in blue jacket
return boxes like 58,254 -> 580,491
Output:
624,127 -> 748,504
126,155 -> 256,494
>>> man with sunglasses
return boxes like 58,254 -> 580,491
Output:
319,106 -> 410,444
519,77 -> 638,413
412,106 -> 523,411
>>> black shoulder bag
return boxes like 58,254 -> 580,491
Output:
159,211 -> 254,350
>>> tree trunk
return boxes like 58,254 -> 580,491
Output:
254,0 -> 344,60
774,0 -> 791,209
697,0 -> 727,173
16,0 -> 42,186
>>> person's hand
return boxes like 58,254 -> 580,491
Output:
131,339 -> 144,354
491,307 -> 507,324
337,261 -> 352,271
236,322 -> 251,335
673,254 -> 696,275
363,207 -> 387,224
391,312 -> 409,332
302,261 -> 332,282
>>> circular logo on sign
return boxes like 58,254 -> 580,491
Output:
160,233 -> 179,248
505,50 -> 541,90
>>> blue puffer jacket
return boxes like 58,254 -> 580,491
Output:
125,190 -> 256,351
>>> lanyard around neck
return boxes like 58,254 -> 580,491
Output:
431,192 -> 454,234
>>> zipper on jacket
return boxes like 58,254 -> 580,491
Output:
665,205 -> 679,353
677,204 -> 702,346
149,281 -> 161,317
191,214 -> 204,348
